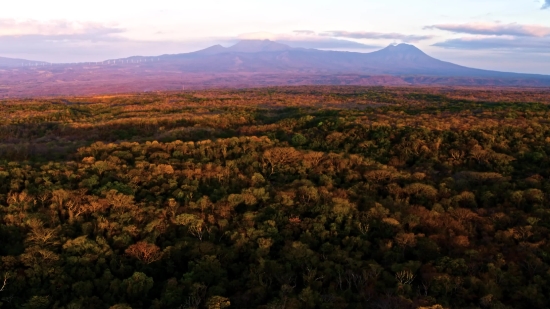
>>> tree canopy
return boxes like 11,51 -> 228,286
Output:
1,86 -> 550,308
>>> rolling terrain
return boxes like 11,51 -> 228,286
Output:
1,40 -> 549,98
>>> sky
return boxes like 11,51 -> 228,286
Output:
1,0 -> 550,74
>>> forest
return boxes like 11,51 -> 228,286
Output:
1,86 -> 550,309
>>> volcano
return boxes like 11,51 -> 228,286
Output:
154,40 -> 547,78
1,40 -> 549,97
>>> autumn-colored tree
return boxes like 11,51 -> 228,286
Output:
262,147 -> 302,175
125,242 -> 163,264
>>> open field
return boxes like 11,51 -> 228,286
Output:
1,86 -> 550,308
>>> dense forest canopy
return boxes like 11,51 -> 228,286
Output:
1,86 -> 550,308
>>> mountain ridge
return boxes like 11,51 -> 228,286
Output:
0,56 -> 49,67
1,40 -> 549,98
165,40 -> 548,78
1,40 -> 548,78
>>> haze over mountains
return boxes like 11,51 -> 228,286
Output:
1,40 -> 549,97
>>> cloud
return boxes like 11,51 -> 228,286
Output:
0,29 -> 129,61
321,31 -> 433,42
426,22 -> 550,37
0,20 -> 217,63
428,21 -> 550,53
293,30 -> 316,35
278,39 -> 379,50
237,32 -> 279,40
0,19 -> 143,62
238,30 -> 431,46
0,35 -> 217,63
433,36 -> 550,53
0,19 -> 123,38
543,0 -> 550,9
234,32 -> 379,50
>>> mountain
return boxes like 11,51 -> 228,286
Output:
193,44 -> 228,55
157,41 -> 546,79
360,44 -> 471,75
0,56 -> 48,68
194,40 -> 293,55
358,44 -> 521,78
1,40 -> 549,97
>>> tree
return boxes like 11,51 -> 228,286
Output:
22,296 -> 50,309
206,296 -> 230,309
125,242 -> 163,264
291,134 -> 307,146
262,147 -> 302,176
26,218 -> 59,246
109,305 -> 132,309
0,272 -> 10,291
395,233 -> 417,257
122,272 -> 154,300
174,213 -> 207,241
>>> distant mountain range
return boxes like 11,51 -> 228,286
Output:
162,40 -> 546,79
1,40 -> 549,97
0,56 -> 48,68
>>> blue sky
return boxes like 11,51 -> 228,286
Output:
1,0 -> 550,74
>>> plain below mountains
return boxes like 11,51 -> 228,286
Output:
1,40 -> 549,97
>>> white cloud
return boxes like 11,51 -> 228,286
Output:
433,36 -> 550,53
0,19 -> 123,37
234,31 -> 379,50
321,31 -> 433,42
426,22 -> 550,38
